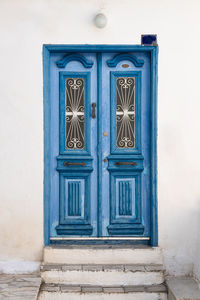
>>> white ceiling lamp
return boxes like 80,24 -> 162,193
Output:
94,13 -> 107,28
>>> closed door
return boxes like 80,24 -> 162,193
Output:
45,47 -> 156,243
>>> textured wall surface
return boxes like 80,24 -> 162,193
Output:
0,0 -> 200,277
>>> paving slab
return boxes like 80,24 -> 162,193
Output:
0,274 -> 41,300
167,277 -> 200,300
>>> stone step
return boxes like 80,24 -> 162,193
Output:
0,274 -> 41,300
40,263 -> 164,286
43,246 -> 163,265
38,283 -> 167,300
167,276 -> 200,300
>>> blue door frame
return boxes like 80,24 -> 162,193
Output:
43,44 -> 158,246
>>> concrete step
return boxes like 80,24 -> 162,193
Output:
38,283 -> 167,300
40,263 -> 164,286
43,246 -> 163,265
167,276 -> 200,300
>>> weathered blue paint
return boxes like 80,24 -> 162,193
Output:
56,53 -> 94,68
43,44 -> 158,246
67,181 -> 82,217
56,172 -> 93,235
50,239 -> 150,246
97,53 -> 102,237
108,171 -> 144,235
44,44 -> 156,53
48,52 -> 98,238
150,47 -> 158,246
101,52 -> 151,238
43,45 -> 51,246
118,180 -> 133,216
107,53 -> 144,68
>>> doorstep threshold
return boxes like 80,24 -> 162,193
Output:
43,245 -> 162,264
50,237 -> 150,240
49,237 -> 150,247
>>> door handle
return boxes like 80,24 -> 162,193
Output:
92,103 -> 96,118
115,161 -> 137,166
64,162 -> 86,166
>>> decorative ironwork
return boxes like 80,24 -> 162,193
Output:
65,78 -> 85,149
116,77 -> 135,148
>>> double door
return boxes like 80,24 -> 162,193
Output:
46,47 -> 156,243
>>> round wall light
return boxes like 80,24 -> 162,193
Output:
94,13 -> 107,28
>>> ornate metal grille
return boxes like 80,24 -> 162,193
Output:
116,77 -> 135,148
65,78 -> 85,149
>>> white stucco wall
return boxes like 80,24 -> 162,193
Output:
0,0 -> 200,277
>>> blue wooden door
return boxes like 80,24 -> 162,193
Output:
101,53 -> 150,237
46,48 -> 155,243
49,53 -> 98,237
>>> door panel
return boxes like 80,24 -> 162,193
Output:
101,52 -> 151,237
49,53 -> 98,237
56,173 -> 93,235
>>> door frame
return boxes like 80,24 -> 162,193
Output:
43,44 -> 158,246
